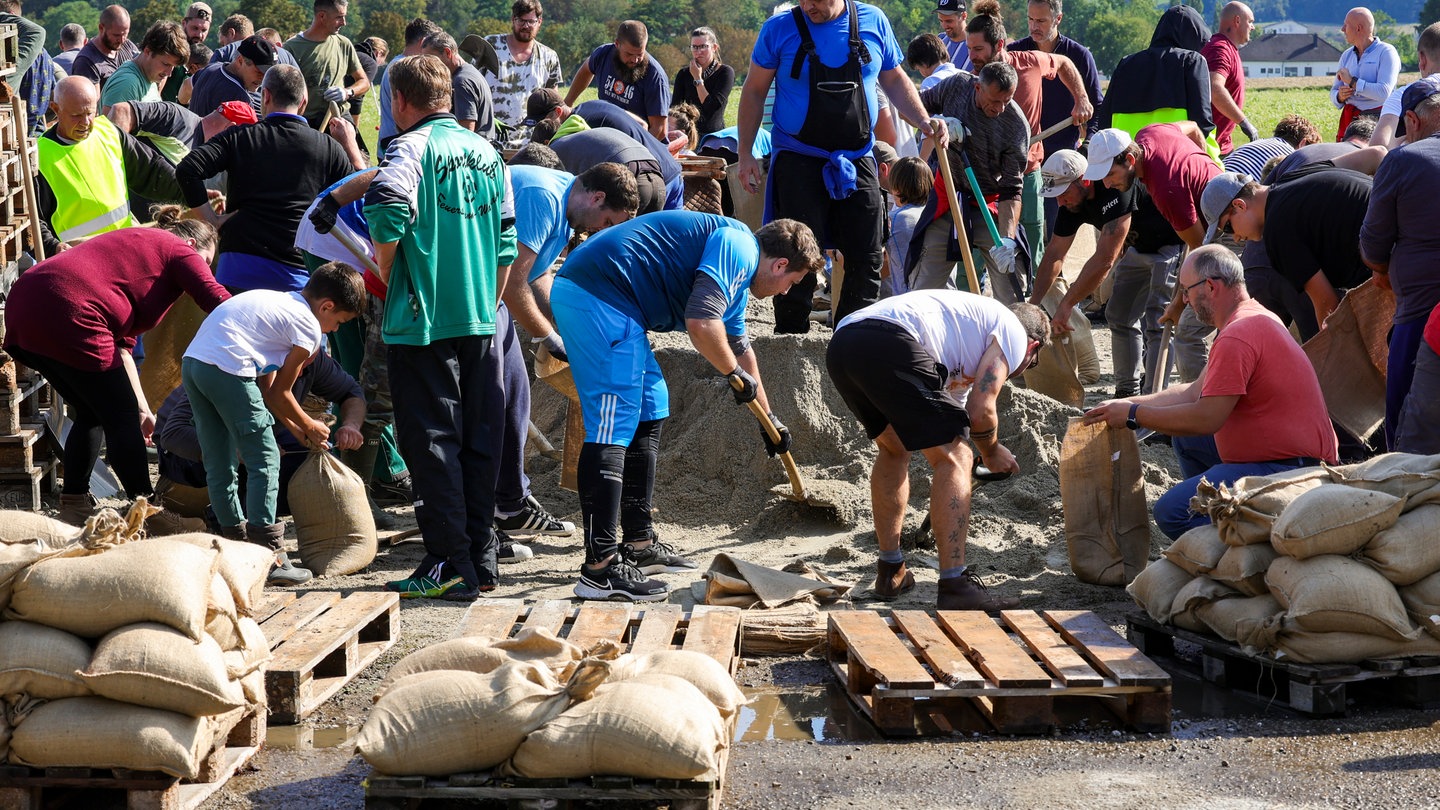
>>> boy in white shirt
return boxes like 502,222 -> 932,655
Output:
182,262 -> 364,582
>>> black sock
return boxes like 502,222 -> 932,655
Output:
578,442 -> 625,566
621,419 -> 663,544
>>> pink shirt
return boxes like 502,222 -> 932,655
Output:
1201,34 -> 1244,154
5,229 -> 229,372
1003,50 -> 1061,173
1203,299 -> 1338,464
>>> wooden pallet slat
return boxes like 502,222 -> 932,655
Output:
522,599 -> 572,635
830,611 -> 935,690
1052,610 -> 1171,687
456,598 -> 526,639
565,603 -> 633,650
937,611 -> 1052,688
629,605 -> 683,654
682,606 -> 744,675
892,610 -> 987,688
263,590 -> 399,724
259,591 -> 342,649
1003,610 -> 1104,687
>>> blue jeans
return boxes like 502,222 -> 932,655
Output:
1154,434 -> 1314,540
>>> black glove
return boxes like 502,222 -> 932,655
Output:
309,193 -> 343,235
1239,119 -> 1260,142
762,413 -> 792,458
727,367 -> 758,405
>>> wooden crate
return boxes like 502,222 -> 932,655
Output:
252,590 -> 400,724
829,609 -> 1171,736
0,25 -> 15,83
1128,612 -> 1440,716
364,600 -> 744,809
0,706 -> 264,810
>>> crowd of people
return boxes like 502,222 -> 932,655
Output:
3,0 -> 1435,609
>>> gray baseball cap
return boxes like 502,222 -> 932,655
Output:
1039,149 -> 1086,197
1201,171 -> 1254,244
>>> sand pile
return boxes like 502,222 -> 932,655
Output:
529,325 -> 1182,603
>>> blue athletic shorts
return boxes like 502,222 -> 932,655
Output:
551,277 -> 670,446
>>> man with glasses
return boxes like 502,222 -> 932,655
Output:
1083,246 -> 1337,540
485,0 -> 563,149
828,291 -> 1048,611
1200,165 -> 1373,328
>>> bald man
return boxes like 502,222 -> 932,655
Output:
1201,2 -> 1255,155
70,4 -> 139,85
35,77 -> 184,256
1332,7 -> 1399,140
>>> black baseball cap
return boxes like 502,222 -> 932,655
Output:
237,35 -> 277,67
937,0 -> 966,13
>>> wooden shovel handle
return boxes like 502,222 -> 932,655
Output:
936,147 -> 982,296
729,377 -> 807,499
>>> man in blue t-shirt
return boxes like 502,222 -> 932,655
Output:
551,213 -> 822,602
737,0 -> 949,334
562,20 -> 670,140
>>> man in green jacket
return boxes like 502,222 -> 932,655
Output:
366,54 -> 518,602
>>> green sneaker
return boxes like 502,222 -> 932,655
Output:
385,574 -> 468,599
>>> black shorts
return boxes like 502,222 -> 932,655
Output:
826,319 -> 970,452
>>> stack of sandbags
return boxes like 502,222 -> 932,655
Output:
1129,454 -> 1440,664
357,629 -> 746,782
0,502 -> 272,779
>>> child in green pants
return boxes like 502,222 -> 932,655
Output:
182,263 -> 365,583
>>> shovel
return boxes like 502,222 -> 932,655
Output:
1135,323 -> 1176,442
727,377 -> 834,509
535,346 -> 582,492
936,142 -> 982,295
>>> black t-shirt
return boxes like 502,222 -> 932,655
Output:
1263,162 -> 1372,292
1056,181 -> 1179,254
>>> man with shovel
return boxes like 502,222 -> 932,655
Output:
552,212 -> 823,601
828,290 -> 1048,611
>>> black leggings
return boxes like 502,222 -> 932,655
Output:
7,346 -> 153,498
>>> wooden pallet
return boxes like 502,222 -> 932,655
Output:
253,590 -> 400,724
829,609 -> 1171,736
455,599 -> 743,674
0,706 -> 264,810
363,600 -> 744,809
1128,612 -> 1440,716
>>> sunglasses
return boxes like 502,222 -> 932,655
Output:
191,8 -> 211,19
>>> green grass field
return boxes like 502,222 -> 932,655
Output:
355,77 -> 1358,165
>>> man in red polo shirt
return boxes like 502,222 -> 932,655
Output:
1201,2 -> 1257,155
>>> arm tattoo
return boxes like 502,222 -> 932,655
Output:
977,366 -> 1000,394
970,426 -> 996,440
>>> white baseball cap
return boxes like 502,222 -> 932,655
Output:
1082,129 -> 1134,182
1039,149 -> 1087,197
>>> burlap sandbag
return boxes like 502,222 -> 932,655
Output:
1210,544 -> 1279,597
372,628 -> 586,702
0,511 -> 81,547
1241,615 -> 1440,664
1195,594 -> 1283,643
1191,468 -> 1332,546
222,617 -> 271,679
78,623 -> 245,717
1266,555 -> 1421,641
0,621 -> 93,700
8,696 -> 216,779
1399,570 -> 1440,641
505,672 -> 726,781
288,451 -> 377,576
1302,279 -> 1392,443
1270,485 -> 1404,559
1361,504 -> 1440,586
603,651 -> 748,720
1126,559 -> 1193,624
168,533 -> 274,615
1059,418 -> 1151,585
1169,576 -> 1241,633
206,573 -> 242,650
356,662 -> 573,777
1162,525 -> 1228,576
1330,453 -> 1440,507
6,538 -> 217,641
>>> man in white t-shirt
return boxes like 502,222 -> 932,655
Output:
827,290 -> 1046,611
484,0 -> 563,148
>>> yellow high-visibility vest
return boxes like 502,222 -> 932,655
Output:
37,116 -> 132,243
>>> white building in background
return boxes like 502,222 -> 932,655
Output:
1263,20 -> 1311,35
1239,32 -> 1344,78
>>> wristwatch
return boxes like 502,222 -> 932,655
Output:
693,79 -> 703,85
1125,403 -> 1141,431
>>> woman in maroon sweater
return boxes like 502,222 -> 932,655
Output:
5,207 -> 230,528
